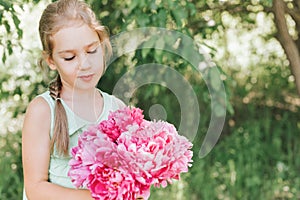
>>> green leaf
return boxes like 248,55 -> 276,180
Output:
136,13 -> 150,27
187,2 -> 197,16
12,14 -> 22,39
154,50 -> 163,63
171,7 -> 188,27
0,0 -> 12,10
0,10 -> 3,22
7,40 -> 12,55
3,20 -> 10,32
141,48 -> 151,59
2,51 -> 6,63
128,0 -> 139,13
157,9 -> 167,27
226,98 -> 234,115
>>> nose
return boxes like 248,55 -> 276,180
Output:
78,53 -> 91,70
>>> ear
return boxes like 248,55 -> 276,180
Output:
43,51 -> 57,70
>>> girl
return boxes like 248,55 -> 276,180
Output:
22,0 -> 127,199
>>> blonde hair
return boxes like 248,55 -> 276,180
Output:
38,0 -> 112,156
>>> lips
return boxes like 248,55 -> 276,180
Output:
78,73 -> 94,81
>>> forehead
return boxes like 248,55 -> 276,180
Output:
52,23 -> 99,52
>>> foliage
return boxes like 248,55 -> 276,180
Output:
186,106 -> 300,200
0,131 -> 23,199
1,0 -> 300,200
0,0 -> 41,63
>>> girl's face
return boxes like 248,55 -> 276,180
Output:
47,23 -> 105,92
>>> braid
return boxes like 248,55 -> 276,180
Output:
49,75 -> 69,156
49,75 -> 62,99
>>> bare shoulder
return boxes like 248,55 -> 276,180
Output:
23,96 -> 51,136
27,96 -> 50,113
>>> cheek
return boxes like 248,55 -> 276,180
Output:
56,62 -> 79,77
91,53 -> 105,68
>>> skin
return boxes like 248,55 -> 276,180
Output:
47,23 -> 105,122
22,22 -> 104,200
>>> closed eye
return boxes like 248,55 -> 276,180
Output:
87,48 -> 97,54
64,56 -> 75,61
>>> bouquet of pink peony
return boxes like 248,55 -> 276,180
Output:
68,107 -> 193,200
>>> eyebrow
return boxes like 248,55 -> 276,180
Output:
57,41 -> 100,54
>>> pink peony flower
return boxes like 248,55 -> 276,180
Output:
68,107 -> 193,200
98,107 -> 144,141
87,165 -> 150,200
116,120 -> 193,188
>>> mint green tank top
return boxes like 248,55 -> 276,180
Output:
23,90 -> 123,199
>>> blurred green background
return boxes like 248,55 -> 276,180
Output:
1,0 -> 300,199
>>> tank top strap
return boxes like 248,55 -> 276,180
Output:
38,91 -> 88,137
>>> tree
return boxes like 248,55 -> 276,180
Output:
189,0 -> 300,94
272,0 -> 300,94
1,0 -> 299,94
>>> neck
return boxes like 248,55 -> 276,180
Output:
59,87 -> 103,122
60,87 -> 98,102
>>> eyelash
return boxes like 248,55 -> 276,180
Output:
64,56 -> 75,61
64,48 -> 98,61
87,48 -> 98,54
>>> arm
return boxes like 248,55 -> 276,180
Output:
22,97 -> 94,200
